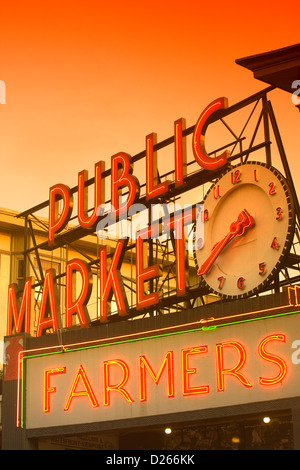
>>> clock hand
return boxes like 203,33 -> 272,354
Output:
198,209 -> 255,276
234,209 -> 254,236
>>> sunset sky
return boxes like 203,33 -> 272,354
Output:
0,0 -> 299,213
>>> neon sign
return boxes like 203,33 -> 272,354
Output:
18,306 -> 300,429
39,334 -> 286,415
8,91 -> 296,337
9,95 -> 227,336
47,98 -> 224,247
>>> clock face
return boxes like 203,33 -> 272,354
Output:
194,162 -> 295,299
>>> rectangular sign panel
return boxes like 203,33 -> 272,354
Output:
25,312 -> 300,429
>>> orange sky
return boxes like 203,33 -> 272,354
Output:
0,0 -> 299,213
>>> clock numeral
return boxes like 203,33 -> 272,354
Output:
271,237 -> 280,250
276,207 -> 283,221
200,209 -> 209,222
218,276 -> 225,289
254,169 -> 259,182
237,277 -> 245,290
213,185 -> 221,199
259,262 -> 266,276
269,182 -> 276,195
231,169 -> 241,184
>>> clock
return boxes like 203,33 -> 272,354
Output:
194,161 -> 295,299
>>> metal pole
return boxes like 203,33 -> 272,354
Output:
268,100 -> 300,225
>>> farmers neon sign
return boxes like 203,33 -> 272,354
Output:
18,307 -> 300,429
41,334 -> 286,414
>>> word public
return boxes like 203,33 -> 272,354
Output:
8,98 -> 230,337
48,97 -> 229,245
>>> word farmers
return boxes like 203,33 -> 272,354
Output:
41,334 -> 287,413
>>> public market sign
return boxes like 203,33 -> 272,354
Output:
7,95 -> 295,337
8,98 -> 229,337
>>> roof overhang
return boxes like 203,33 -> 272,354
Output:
236,43 -> 300,93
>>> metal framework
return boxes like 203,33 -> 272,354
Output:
16,86 -> 300,327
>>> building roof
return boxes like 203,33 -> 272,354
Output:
236,43 -> 300,93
